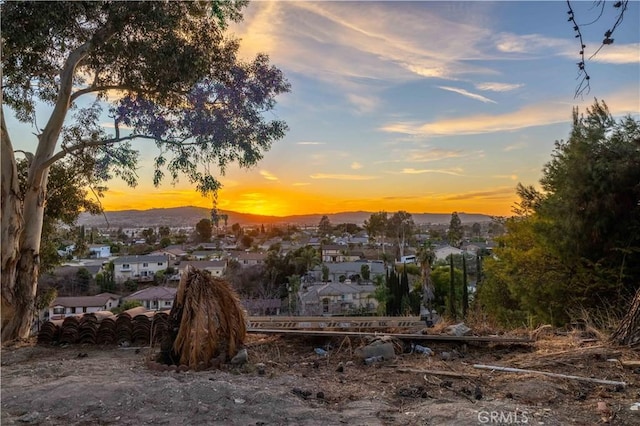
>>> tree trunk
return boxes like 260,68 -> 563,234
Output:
1,109 -> 25,338
610,286 -> 640,347
1,38 -> 90,343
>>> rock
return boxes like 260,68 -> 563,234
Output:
336,362 -> 344,373
316,391 -> 325,399
17,411 -> 41,423
474,385 -> 483,400
445,323 -> 472,337
292,388 -> 312,400
354,341 -> 395,360
256,363 -> 266,376
230,348 -> 248,365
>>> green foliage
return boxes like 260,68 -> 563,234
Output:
447,212 -> 464,248
479,101 -> 640,327
76,267 -> 92,294
318,215 -> 333,236
195,218 -> 213,242
462,255 -> 469,318
431,265 -> 463,316
124,279 -> 138,292
387,211 -> 415,259
322,264 -> 329,282
142,228 -> 156,245
112,299 -> 143,314
360,264 -> 370,281
385,268 -> 411,316
372,274 -> 388,314
364,211 -> 388,248
35,287 -> 58,311
447,256 -> 456,319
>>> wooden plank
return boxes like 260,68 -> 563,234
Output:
247,328 -> 533,343
248,316 -> 425,330
473,364 -> 626,387
397,368 -> 480,378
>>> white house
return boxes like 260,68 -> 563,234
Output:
434,245 -> 464,261
123,286 -> 177,311
176,260 -> 226,279
88,244 -> 111,259
49,292 -> 121,320
299,281 -> 378,316
112,255 -> 169,282
234,252 -> 267,267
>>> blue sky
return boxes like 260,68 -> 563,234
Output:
7,1 -> 640,217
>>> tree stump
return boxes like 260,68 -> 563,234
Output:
159,267 -> 247,369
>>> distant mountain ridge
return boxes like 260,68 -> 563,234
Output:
77,206 -> 495,228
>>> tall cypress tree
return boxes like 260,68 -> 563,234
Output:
462,255 -> 469,318
447,256 -> 456,319
400,267 -> 410,314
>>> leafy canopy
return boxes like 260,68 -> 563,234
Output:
2,0 -> 290,195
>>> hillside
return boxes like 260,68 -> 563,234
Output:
77,206 -> 495,228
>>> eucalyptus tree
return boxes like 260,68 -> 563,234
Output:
447,212 -> 464,248
387,211 -> 415,260
417,242 -> 436,321
1,1 -> 290,341
364,211 -> 388,254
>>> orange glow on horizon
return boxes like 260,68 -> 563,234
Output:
98,184 -> 518,218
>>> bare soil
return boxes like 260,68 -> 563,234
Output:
2,331 -> 639,425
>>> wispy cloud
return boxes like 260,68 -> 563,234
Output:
444,187 -> 515,201
405,148 -> 466,162
492,174 -> 519,180
297,141 -> 326,146
310,173 -> 378,180
503,142 -> 526,152
401,168 -> 465,176
590,43 -> 640,64
438,86 -> 496,103
347,93 -> 380,114
350,162 -> 363,170
260,170 -> 279,181
493,33 -> 569,55
475,82 -> 524,92
380,88 -> 640,136
292,182 -> 310,186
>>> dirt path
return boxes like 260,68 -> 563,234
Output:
2,335 -> 638,425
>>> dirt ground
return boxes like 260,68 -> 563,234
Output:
2,328 -> 639,425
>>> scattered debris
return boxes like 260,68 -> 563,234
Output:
230,348 -> 248,365
354,340 -> 396,361
397,368 -> 479,379
473,364 -> 627,387
314,348 -> 328,357
445,323 -> 472,337
411,344 -> 433,355
291,388 -> 312,400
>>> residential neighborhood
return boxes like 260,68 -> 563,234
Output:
37,210 -> 500,324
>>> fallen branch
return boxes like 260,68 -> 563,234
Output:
473,364 -> 626,388
398,368 -> 479,379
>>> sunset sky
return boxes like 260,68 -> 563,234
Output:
7,1 -> 640,217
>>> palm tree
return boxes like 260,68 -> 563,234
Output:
417,242 -> 436,324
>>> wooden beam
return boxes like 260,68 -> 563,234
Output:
247,328 -> 533,343
397,368 -> 480,378
248,316 -> 425,330
473,364 -> 626,387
